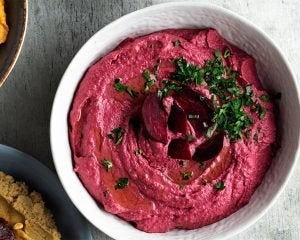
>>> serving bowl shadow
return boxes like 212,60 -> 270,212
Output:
0,0 -> 27,86
50,3 -> 300,240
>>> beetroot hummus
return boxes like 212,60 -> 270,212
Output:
69,29 -> 277,233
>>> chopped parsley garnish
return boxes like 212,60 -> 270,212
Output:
107,127 -> 125,145
179,160 -> 187,167
181,171 -> 192,181
143,70 -> 155,92
253,133 -> 258,141
223,48 -> 231,58
205,123 -> 217,138
114,78 -> 138,98
171,57 -> 204,86
213,99 -> 253,141
199,162 -> 206,171
188,114 -> 200,119
115,178 -> 129,189
245,130 -> 251,139
259,107 -> 267,119
157,80 -> 182,98
187,134 -> 194,142
260,94 -> 270,102
135,149 -> 143,155
214,181 -> 225,190
242,85 -> 254,106
254,104 -> 267,120
211,95 -> 217,105
173,39 -> 181,46
154,50 -> 270,141
102,159 -> 113,171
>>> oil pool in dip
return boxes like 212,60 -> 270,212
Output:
69,29 -> 277,233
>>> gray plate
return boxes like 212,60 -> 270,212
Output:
0,144 -> 92,240
0,0 -> 27,86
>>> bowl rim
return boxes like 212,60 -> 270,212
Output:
50,2 -> 300,240
0,0 -> 28,87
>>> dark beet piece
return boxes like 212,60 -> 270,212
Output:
168,138 -> 191,160
173,89 -> 213,135
0,219 -> 15,240
142,93 -> 168,143
193,133 -> 224,162
168,102 -> 187,134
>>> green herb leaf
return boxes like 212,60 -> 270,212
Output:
214,181 -> 225,190
245,130 -> 251,139
259,107 -> 267,119
259,94 -> 270,102
106,134 -> 114,140
253,133 -> 258,141
102,159 -> 113,171
114,78 -> 138,98
115,178 -> 129,189
108,127 -> 125,146
206,123 -> 217,138
211,95 -> 217,106
114,78 -> 127,91
179,183 -> 185,189
214,50 -> 222,60
135,149 -> 143,155
143,70 -> 155,92
213,99 -> 253,141
223,48 -> 231,58
181,171 -> 192,181
187,134 -> 194,142
179,160 -> 187,167
173,39 -> 181,46
254,104 -> 267,120
199,162 -> 206,171
157,80 -> 182,97
171,57 -> 204,86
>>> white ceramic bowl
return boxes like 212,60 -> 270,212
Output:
50,2 -> 300,240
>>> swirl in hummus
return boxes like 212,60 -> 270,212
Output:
69,29 -> 277,233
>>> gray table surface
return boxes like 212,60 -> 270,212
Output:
0,0 -> 299,239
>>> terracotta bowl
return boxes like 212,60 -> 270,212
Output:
0,0 -> 27,86
50,2 -> 300,240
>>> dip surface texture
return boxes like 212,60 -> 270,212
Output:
69,29 -> 277,233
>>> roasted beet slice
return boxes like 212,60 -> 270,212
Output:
193,133 -> 224,162
174,89 -> 213,135
0,219 -> 15,240
142,93 -> 168,143
168,102 -> 187,134
168,138 -> 191,160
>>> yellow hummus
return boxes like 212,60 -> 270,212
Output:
0,0 -> 8,44
0,171 -> 61,240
